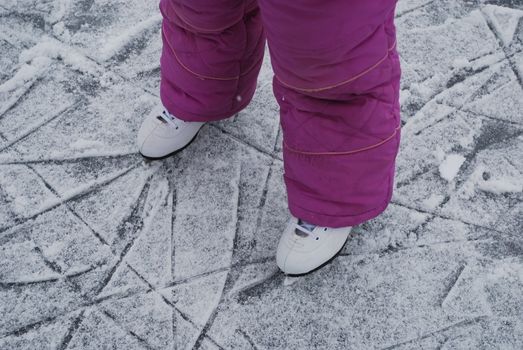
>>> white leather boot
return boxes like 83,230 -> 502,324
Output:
137,106 -> 204,159
276,216 -> 351,275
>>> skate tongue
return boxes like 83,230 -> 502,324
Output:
157,110 -> 171,123
158,110 -> 180,129
297,219 -> 316,232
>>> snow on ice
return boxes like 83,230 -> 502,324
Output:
0,0 -> 522,349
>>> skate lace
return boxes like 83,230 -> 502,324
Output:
292,220 -> 323,246
298,220 -> 316,232
158,110 -> 182,130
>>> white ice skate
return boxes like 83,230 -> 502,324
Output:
276,216 -> 351,275
137,106 -> 204,159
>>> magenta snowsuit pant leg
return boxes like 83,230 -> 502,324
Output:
159,0 -> 402,228
159,0 -> 265,121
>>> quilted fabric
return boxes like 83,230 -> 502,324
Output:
159,0 -> 401,227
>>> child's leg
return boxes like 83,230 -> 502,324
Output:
159,0 -> 265,122
259,0 -> 401,228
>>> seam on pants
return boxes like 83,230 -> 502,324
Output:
283,124 -> 401,156
162,23 -> 262,81
275,41 -> 397,93
171,2 -> 260,33
290,198 -> 384,218
173,5 -> 244,33
230,3 -> 248,114
287,163 -> 395,223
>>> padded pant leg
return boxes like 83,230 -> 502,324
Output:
159,0 -> 265,122
259,0 -> 402,227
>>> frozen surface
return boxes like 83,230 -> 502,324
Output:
0,0 -> 522,349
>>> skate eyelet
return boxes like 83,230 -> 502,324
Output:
315,237 -> 319,240
323,228 -> 327,231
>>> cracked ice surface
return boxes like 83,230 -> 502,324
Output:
0,0 -> 522,349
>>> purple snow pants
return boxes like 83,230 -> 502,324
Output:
159,0 -> 401,228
